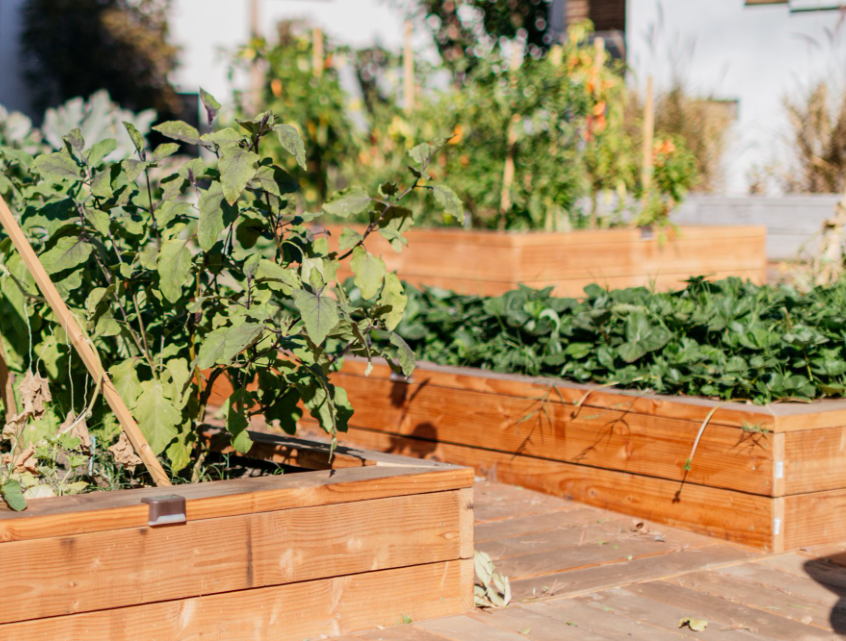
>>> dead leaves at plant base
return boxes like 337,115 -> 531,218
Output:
109,432 -> 142,472
475,549 -> 511,608
2,370 -> 52,439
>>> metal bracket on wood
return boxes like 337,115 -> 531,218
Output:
141,495 -> 186,527
390,371 -> 413,384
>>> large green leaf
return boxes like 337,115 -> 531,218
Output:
32,152 -> 81,182
431,185 -> 463,217
618,314 -> 671,363
157,239 -> 192,303
197,323 -> 265,369
323,187 -> 371,218
274,124 -> 307,169
378,273 -> 407,331
198,182 -> 237,250
390,332 -> 415,377
153,120 -> 203,145
293,289 -> 339,345
350,247 -> 386,299
39,237 -> 93,275
219,144 -> 259,205
134,381 -> 181,454
1,480 -> 26,511
109,359 -> 144,409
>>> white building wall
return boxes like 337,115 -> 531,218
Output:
626,0 -> 846,194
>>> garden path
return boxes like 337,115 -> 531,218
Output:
340,481 -> 846,641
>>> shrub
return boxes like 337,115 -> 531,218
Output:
377,277 -> 846,405
0,94 -> 459,505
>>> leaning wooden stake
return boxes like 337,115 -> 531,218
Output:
0,335 -> 17,416
403,21 -> 415,114
313,28 -> 324,78
0,194 -> 171,486
641,76 -> 655,193
498,43 -> 523,230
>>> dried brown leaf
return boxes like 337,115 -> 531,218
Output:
108,432 -> 142,471
59,412 -> 91,452
17,371 -> 51,419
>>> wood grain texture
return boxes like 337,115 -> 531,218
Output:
0,193 -> 170,486
327,427 -> 777,549
323,224 -> 767,296
784,488 -> 846,550
0,490 -> 468,624
0,559 -> 473,641
326,367 -> 776,495
0,462 -> 473,543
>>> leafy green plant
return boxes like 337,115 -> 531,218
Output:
0,93 -> 458,507
374,277 -> 846,405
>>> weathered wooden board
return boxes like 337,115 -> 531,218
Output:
285,359 -> 846,550
0,559 -> 474,641
323,224 -> 767,297
0,490 -> 469,624
0,433 -> 474,639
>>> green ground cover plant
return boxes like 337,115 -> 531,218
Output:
375,277 -> 846,405
0,94 -> 456,508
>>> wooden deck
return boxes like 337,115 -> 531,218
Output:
339,481 -> 846,641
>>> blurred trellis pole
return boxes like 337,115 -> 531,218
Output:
404,21 -> 415,114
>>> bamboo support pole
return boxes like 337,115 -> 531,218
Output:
0,336 -> 17,416
403,21 -> 415,115
248,0 -> 263,114
0,194 -> 171,486
313,28 -> 324,78
641,76 -> 655,193
498,43 -> 523,230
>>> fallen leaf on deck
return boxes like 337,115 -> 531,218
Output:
679,618 -> 708,632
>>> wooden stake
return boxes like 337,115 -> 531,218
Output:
0,335 -> 17,416
595,36 -> 606,69
313,28 -> 324,78
248,0 -> 263,114
0,194 -> 171,486
498,43 -> 523,230
641,76 -> 655,193
403,21 -> 415,115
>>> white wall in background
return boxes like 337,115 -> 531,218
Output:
169,0 -> 421,103
627,0 -> 846,194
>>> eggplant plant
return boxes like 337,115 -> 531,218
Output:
0,92 -> 460,502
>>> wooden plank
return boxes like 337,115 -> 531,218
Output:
356,627 -> 456,641
579,587 -> 770,641
669,570 -> 842,631
0,463 -> 473,543
0,193 -> 170,486
525,599 -> 687,641
469,606 -> 616,641
493,537 -> 696,582
337,358 -> 846,436
0,558 -> 473,641
0,490 -> 468,624
784,488 -> 846,549
477,520 -> 637,560
419,615 -> 528,641
784,427 -> 846,494
716,562 -> 846,611
329,427 -> 776,549
628,580 -> 834,641
327,224 -> 766,296
475,509 -> 618,543
325,369 -> 776,495
508,545 -> 755,600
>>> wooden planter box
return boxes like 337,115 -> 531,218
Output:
326,225 -> 768,297
0,432 -> 474,641
302,359 -> 846,552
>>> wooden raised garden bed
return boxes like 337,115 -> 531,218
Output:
325,224 -> 768,297
298,359 -> 846,552
0,431 -> 474,641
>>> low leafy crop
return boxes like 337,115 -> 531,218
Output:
0,94 -> 457,507
383,278 -> 846,405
